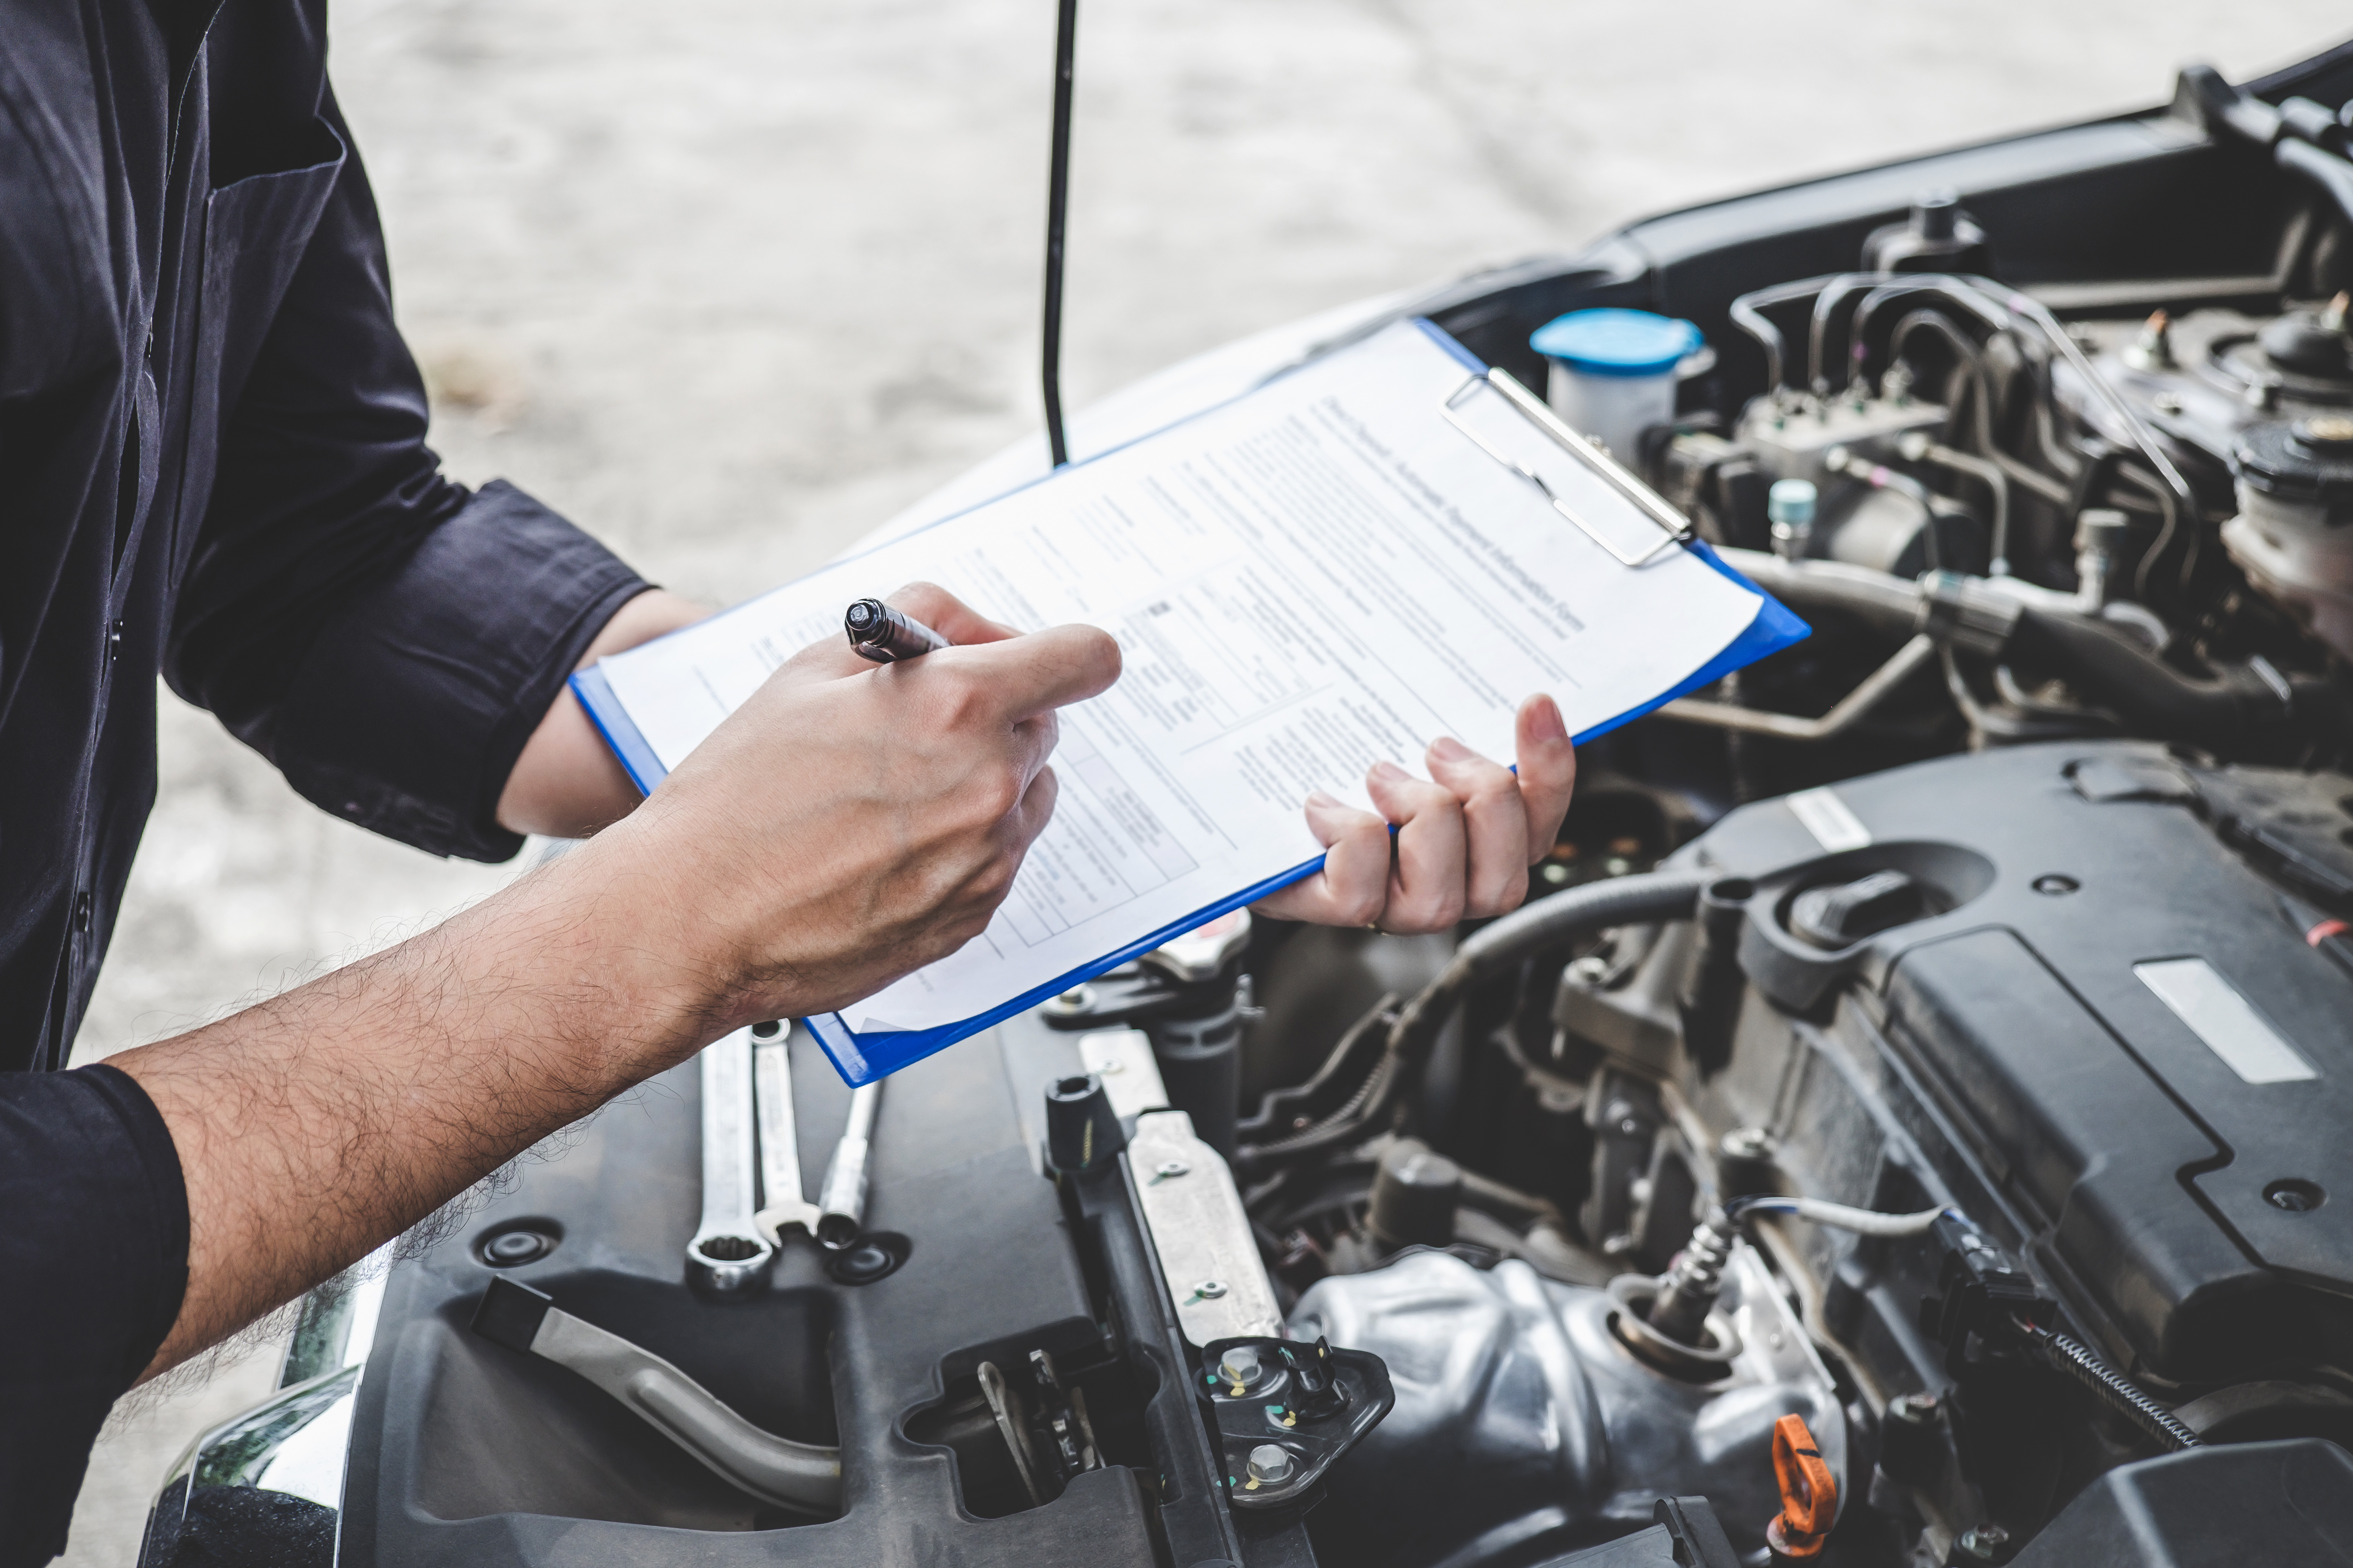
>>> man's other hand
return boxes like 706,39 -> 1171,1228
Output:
1252,694 -> 1575,933
613,582 -> 1121,1026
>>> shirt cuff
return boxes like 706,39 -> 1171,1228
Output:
270,481 -> 649,862
0,1064 -> 189,1561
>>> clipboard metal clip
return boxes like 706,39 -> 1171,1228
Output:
1441,369 -> 1695,568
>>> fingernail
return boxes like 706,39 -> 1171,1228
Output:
1305,790 -> 1343,811
1528,695 -> 1567,742
1370,759 -> 1409,783
1428,735 -> 1472,762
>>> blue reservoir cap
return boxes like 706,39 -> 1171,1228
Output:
1530,309 -> 1704,379
1768,479 -> 1817,526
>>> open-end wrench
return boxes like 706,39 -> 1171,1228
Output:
685,1028 -> 774,1295
752,1024 -> 821,1246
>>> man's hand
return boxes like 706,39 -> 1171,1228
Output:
1253,694 -> 1575,933
117,585 -> 1117,1375
619,583 -> 1121,1024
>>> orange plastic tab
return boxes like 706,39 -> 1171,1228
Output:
1771,1412 -> 1838,1548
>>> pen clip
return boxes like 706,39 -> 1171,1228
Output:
1440,369 -> 1694,568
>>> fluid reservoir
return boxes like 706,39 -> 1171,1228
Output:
2223,415 -> 2353,659
1530,308 -> 1702,466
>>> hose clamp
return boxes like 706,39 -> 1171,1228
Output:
1915,571 -> 2023,659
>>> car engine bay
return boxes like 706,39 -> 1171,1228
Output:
144,53 -> 2353,1568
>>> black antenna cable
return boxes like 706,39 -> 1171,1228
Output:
1041,0 -> 1078,468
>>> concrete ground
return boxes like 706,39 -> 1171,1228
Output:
61,0 -> 2348,1560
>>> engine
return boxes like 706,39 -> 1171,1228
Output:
1203,71 -> 2353,1567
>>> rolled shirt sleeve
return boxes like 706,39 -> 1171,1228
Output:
163,82 -> 648,862
270,480 -> 647,861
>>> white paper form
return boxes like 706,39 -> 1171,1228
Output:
593,320 -> 1766,1036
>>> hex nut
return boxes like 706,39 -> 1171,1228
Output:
1247,1444 -> 1295,1485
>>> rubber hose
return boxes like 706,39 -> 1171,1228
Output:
1375,870 -> 1708,1115
2031,1325 -> 2202,1453
1237,869 -> 1708,1171
1721,549 -> 2333,747
1717,548 -> 1921,639
2005,605 -> 2316,746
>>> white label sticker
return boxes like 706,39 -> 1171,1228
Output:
1787,787 -> 1872,853
2135,958 -> 2318,1084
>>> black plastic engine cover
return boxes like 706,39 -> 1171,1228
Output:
1673,741 -> 2353,1385
2010,1438 -> 2353,1566
335,1022 -> 1165,1567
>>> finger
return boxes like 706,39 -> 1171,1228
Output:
943,622 -> 1122,720
1427,735 -> 1529,918
934,766 -> 1063,955
769,582 -> 1026,689
774,631 -> 874,685
1368,760 -> 1467,934
1005,708 -> 1062,795
1513,695 -> 1578,864
1000,762 -> 1061,856
1251,792 -> 1390,926
885,581 -> 1022,646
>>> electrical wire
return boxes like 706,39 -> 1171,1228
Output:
2013,1314 -> 2203,1453
1726,1196 -> 1954,1237
1733,1200 -> 2200,1453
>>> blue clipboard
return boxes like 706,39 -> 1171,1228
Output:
573,318 -> 1809,1085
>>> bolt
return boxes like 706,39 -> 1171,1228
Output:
1246,1444 -> 1295,1485
1195,1280 -> 1228,1300
484,1230 -> 551,1266
1218,1346 -> 1262,1385
1721,1126 -> 1774,1161
1957,1524 -> 2010,1561
1155,1160 -> 1190,1181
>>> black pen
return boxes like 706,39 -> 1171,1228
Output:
845,598 -> 953,663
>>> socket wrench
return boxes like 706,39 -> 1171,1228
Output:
815,1080 -> 882,1249
752,1024 -> 821,1245
685,1028 -> 774,1294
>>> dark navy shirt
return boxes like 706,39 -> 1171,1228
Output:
1,0 -> 647,1555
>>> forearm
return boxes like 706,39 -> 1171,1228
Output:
497,587 -> 710,838
114,837 -> 716,1377
117,585 -> 1117,1380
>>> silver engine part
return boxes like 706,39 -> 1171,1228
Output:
1288,1244 -> 1843,1565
